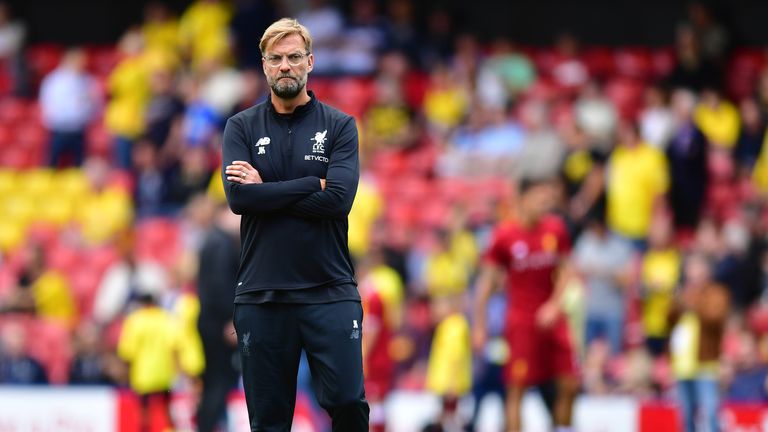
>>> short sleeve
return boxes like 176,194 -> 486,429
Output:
482,226 -> 509,267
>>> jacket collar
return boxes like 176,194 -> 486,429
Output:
268,90 -> 318,120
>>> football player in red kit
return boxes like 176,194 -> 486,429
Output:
360,274 -> 395,432
473,177 -> 579,432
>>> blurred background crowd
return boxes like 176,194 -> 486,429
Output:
2,0 -> 768,430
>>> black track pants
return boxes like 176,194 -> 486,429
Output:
234,301 -> 369,432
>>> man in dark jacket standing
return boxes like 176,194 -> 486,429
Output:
196,202 -> 241,432
222,18 -> 368,431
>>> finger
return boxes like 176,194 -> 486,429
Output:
227,176 -> 243,183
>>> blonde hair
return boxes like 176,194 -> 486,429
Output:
259,18 -> 312,55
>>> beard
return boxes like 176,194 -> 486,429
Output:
268,73 -> 306,99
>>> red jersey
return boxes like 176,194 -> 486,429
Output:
484,214 -> 571,319
362,288 -> 393,398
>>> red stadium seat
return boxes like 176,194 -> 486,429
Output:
84,45 -> 122,77
86,123 -> 112,159
582,47 -> 616,80
604,77 -> 645,121
0,98 -> 30,124
14,121 -> 48,151
26,319 -> 72,384
726,48 -> 767,100
614,47 -> 653,80
69,266 -> 102,319
134,218 -> 181,267
650,47 -> 676,79
26,44 -> 63,84
46,243 -> 82,275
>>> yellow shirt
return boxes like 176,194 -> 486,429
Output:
694,101 -> 740,149
32,271 -> 76,327
118,306 -> 180,394
178,0 -> 232,66
347,178 -> 383,258
105,56 -> 150,138
751,132 -> 768,192
365,105 -> 411,142
173,293 -> 205,377
368,265 -> 404,329
425,251 -> 468,297
426,313 -> 472,395
670,312 -> 699,379
641,248 -> 681,337
607,143 -> 669,238
423,87 -> 468,129
142,20 -> 180,54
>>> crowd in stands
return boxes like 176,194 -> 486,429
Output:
2,0 -> 768,429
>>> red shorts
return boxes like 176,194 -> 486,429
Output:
504,315 -> 579,387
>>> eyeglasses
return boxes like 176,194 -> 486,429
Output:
263,52 -> 310,68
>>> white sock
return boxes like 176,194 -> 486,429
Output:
555,427 -> 572,432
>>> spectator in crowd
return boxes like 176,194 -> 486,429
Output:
363,65 -> 416,149
734,97 -> 765,171
639,85 -> 675,149
551,33 -> 589,93
296,0 -> 343,75
105,29 -> 152,169
229,0 -> 275,69
141,1 -> 181,71
667,88 -> 709,233
132,138 -> 167,218
477,38 -> 536,108
641,217 -> 682,357
667,24 -> 721,92
424,229 -> 470,298
195,203 -> 241,432
606,121 -> 669,248
574,80 -> 618,151
714,217 -> 763,312
69,321 -> 112,385
165,146 -> 214,212
12,244 -> 77,329
418,8 -> 456,70
144,68 -> 185,151
724,327 -> 768,402
178,0 -> 232,71
422,62 -> 470,139
685,1 -> 730,63
0,2 -> 28,97
572,214 -> 633,355
694,87 -> 740,150
670,253 -> 730,432
384,0 -> 419,66
92,233 -> 168,326
179,75 -> 221,149
517,99 -> 566,180
0,320 -> 47,384
337,0 -> 390,76
39,48 -> 98,167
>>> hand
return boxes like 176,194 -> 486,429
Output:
535,301 -> 560,329
320,179 -> 326,190
223,321 -> 238,347
226,161 -> 262,184
471,326 -> 487,353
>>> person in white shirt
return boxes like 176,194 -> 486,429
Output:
39,48 -> 99,167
